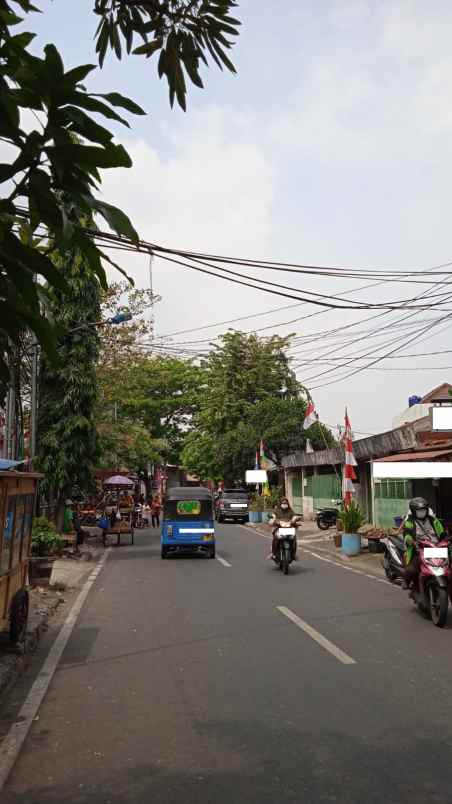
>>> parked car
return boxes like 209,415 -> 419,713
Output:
215,489 -> 249,523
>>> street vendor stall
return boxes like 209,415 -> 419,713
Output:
0,465 -> 42,644
103,474 -> 135,546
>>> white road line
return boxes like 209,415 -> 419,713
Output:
216,557 -> 232,568
277,606 -> 356,666
0,549 -> 111,791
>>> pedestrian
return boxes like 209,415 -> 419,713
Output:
151,495 -> 161,528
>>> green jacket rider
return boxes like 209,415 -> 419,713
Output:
402,496 -> 445,589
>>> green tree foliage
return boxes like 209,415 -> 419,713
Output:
96,283 -> 203,470
94,0 -> 240,110
36,252 -> 101,509
0,0 -> 144,401
181,331 -> 335,483
0,0 -> 241,401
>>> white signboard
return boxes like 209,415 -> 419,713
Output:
373,461 -> 452,479
246,470 -> 268,484
431,406 -> 452,431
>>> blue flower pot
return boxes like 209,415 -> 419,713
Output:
342,532 -> 361,556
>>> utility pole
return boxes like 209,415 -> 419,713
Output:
30,335 -> 39,467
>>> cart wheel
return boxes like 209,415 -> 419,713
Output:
10,590 -> 29,645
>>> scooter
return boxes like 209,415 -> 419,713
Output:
316,500 -> 342,531
380,533 -> 405,583
410,536 -> 451,628
272,518 -> 301,575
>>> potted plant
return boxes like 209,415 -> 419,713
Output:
337,501 -> 364,556
249,495 -> 264,523
29,517 -> 65,585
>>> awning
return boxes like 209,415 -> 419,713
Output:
376,449 -> 452,462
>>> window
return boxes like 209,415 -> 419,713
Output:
374,479 -> 412,500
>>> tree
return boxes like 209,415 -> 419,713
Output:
95,283 -> 203,472
36,251 -> 101,522
181,331 -> 335,483
0,0 -> 241,401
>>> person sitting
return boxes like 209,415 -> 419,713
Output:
268,497 -> 300,561
402,497 -> 446,590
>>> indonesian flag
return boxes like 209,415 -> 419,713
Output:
342,408 -> 357,506
303,400 -> 318,430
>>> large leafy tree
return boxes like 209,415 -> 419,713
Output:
36,252 -> 101,518
96,283 -> 203,471
181,331 -> 335,483
0,0 -> 241,401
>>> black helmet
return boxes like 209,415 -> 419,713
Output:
409,497 -> 428,516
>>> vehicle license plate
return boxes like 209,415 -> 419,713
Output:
231,504 -> 247,508
424,547 -> 448,558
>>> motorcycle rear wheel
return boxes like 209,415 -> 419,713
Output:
430,585 -> 448,628
317,518 -> 330,531
382,556 -> 397,582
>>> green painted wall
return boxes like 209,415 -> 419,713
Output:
313,474 -> 341,511
291,476 -> 303,515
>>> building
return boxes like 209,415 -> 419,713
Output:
282,384 -> 452,529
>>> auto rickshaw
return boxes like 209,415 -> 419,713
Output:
161,487 -> 215,559
0,466 -> 42,644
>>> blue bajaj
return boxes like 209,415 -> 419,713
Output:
161,487 -> 215,559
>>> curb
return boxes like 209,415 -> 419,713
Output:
0,592 -> 64,704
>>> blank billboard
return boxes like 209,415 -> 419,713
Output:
431,406 -> 452,431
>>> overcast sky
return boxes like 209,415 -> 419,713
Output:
24,1 -> 452,438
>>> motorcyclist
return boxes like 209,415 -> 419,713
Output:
269,497 -> 301,561
402,497 -> 446,590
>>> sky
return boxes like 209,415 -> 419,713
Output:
18,0 -> 452,438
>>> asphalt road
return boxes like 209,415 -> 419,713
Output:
2,523 -> 452,803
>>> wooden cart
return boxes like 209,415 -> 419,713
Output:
0,470 -> 42,644
108,508 -> 134,547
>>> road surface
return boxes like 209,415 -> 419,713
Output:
2,523 -> 452,803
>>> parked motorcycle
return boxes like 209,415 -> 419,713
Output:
409,536 -> 451,628
380,533 -> 405,583
272,518 -> 301,575
316,500 -> 342,531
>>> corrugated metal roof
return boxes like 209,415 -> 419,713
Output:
376,449 -> 452,462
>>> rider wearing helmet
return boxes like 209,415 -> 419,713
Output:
402,497 -> 445,589
269,497 -> 301,561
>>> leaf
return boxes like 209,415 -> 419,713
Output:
133,40 -> 162,58
93,92 -> 146,116
63,106 -> 113,146
63,64 -> 97,87
92,200 -> 139,243
69,92 -> 131,127
44,44 -> 65,78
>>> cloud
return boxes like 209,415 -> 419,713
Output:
100,106 -> 275,335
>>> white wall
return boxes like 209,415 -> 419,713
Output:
392,403 -> 431,429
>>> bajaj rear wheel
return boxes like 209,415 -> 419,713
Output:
430,585 -> 448,628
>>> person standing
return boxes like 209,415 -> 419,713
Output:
151,496 -> 161,528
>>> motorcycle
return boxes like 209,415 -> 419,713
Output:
316,500 -> 342,531
409,536 -> 451,628
380,533 -> 405,583
272,518 -> 301,575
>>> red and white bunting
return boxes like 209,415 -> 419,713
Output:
342,408 -> 357,506
303,400 -> 318,430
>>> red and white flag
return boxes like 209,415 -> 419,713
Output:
303,400 -> 318,430
342,408 -> 357,506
